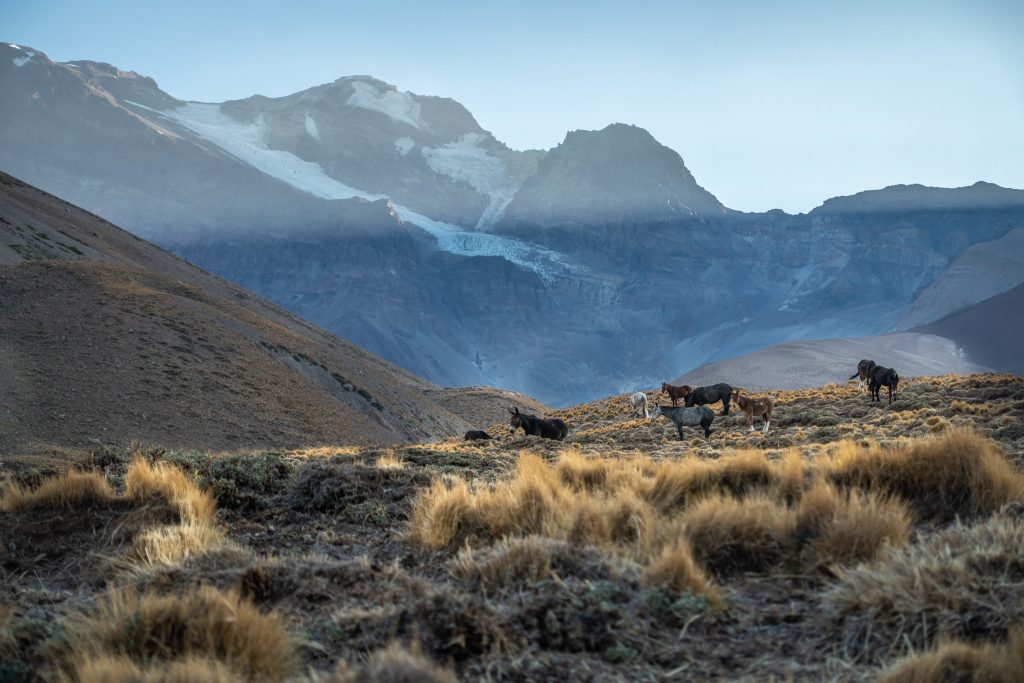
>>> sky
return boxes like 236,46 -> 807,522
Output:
3,0 -> 1023,213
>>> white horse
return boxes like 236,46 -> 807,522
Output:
629,391 -> 649,419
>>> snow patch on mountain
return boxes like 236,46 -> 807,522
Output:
392,204 -> 577,283
13,51 -> 35,67
140,101 -> 374,201
421,133 -> 520,229
394,137 -> 415,156
127,100 -> 572,280
304,111 -> 320,141
347,81 -> 424,130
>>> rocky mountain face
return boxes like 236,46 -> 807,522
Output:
897,228 -> 1024,328
3,42 -> 1023,405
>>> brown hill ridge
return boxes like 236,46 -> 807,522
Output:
0,171 -> 544,455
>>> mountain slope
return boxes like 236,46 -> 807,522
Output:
897,228 -> 1024,328
0,171 -> 540,455
914,283 -> 1024,375
3,43 -> 1024,406
497,123 -> 726,231
673,333 -> 987,391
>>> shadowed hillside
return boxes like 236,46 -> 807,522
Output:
3,373 -> 1023,681
0,172 -> 541,455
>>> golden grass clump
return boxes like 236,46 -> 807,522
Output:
375,450 -> 404,469
409,453 -> 572,548
67,655 -> 243,683
794,480 -> 911,572
643,541 -> 719,602
681,493 -> 795,576
126,457 -> 215,525
325,642 -> 457,683
0,470 -> 117,512
824,428 -> 1024,522
825,515 -> 1024,664
57,585 -> 295,682
454,535 -> 555,589
645,450 -> 774,513
878,631 -> 1024,683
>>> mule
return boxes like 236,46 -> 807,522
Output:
849,359 -> 877,392
650,401 -> 714,438
464,430 -> 492,441
732,392 -> 773,433
661,382 -> 692,407
684,383 -> 733,415
508,407 -> 569,440
868,366 -> 899,405
629,391 -> 649,419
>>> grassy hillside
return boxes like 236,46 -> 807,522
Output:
0,171 -> 541,454
2,373 -> 1023,681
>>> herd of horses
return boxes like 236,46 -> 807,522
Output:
462,358 -> 899,442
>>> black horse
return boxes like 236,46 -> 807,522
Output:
651,402 -> 715,438
464,430 -> 492,441
684,383 -> 733,415
868,365 -> 899,404
508,407 -> 568,440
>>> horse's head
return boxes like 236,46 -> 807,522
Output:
507,406 -> 522,433
661,383 -> 669,394
649,401 -> 661,421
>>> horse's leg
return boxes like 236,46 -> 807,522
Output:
677,423 -> 685,440
722,393 -> 730,415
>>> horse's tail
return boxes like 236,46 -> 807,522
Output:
849,372 -> 860,380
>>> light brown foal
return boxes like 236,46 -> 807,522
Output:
732,392 -> 773,433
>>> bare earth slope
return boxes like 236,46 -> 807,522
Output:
0,171 -> 536,454
673,332 -> 987,390
915,282 -> 1024,374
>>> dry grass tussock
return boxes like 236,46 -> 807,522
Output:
824,428 -> 1024,522
67,656 -> 243,683
878,630 -> 1024,683
55,585 -> 295,682
317,642 -> 457,683
0,469 -> 117,512
1,456 -> 224,568
410,444 -> 921,587
825,515 -> 1024,663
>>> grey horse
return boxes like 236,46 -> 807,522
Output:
650,401 -> 715,439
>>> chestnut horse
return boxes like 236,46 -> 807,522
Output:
849,359 -> 877,392
661,382 -> 692,407
732,392 -> 773,433
508,407 -> 568,440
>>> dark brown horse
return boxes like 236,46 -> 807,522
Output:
661,382 -> 692,407
508,407 -> 568,440
464,430 -> 492,441
732,392 -> 773,433
849,359 -> 877,392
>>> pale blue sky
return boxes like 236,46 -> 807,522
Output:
4,0 -> 1022,212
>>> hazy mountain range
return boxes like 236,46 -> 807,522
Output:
3,42 -> 1022,404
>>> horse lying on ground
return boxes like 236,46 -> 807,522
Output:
868,366 -> 899,405
661,383 -> 691,407
508,407 -> 568,440
732,392 -> 773,433
650,401 -> 714,438
464,430 -> 492,441
629,391 -> 649,418
685,383 -> 733,415
849,359 -> 877,392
